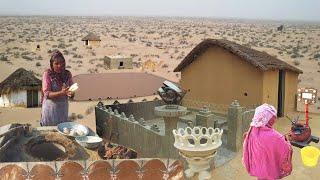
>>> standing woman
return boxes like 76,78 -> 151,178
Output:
242,104 -> 293,180
41,50 -> 74,126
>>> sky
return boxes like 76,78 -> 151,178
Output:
0,0 -> 319,21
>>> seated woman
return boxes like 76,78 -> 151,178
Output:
41,50 -> 75,126
242,104 -> 293,180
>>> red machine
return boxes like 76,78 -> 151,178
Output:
288,88 -> 319,148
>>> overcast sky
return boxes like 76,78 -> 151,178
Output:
0,0 -> 319,21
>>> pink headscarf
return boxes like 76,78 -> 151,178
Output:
250,103 -> 277,127
242,104 -> 292,179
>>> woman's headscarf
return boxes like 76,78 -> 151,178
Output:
50,50 -> 65,70
48,50 -> 70,84
250,103 -> 277,127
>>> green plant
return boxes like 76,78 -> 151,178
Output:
293,60 -> 300,66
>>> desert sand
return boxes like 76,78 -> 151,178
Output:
0,16 -> 320,179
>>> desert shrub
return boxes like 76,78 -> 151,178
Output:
314,53 -> 320,60
130,54 -> 138,58
162,64 -> 169,68
21,51 -> 30,56
13,52 -> 19,58
0,54 -> 8,61
291,54 -> 299,58
85,106 -> 94,115
22,55 -> 33,61
73,54 -> 83,58
111,34 -> 119,38
58,43 -> 66,49
36,55 -> 43,60
96,63 -> 103,68
68,113 -> 77,121
293,60 -> 300,66
88,68 -> 98,74
77,114 -> 84,119
63,50 -> 69,55
36,62 -> 41,66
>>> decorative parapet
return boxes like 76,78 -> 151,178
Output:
128,114 -> 135,122
138,118 -> 146,126
0,159 -> 184,180
95,105 -> 176,158
114,109 -> 119,116
120,112 -> 126,119
150,124 -> 160,132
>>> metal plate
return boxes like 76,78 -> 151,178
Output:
75,136 -> 102,149
57,122 -> 89,137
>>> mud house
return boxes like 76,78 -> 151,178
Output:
103,55 -> 133,69
174,39 -> 303,116
81,33 -> 101,47
0,68 -> 42,107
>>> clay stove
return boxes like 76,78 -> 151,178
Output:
0,125 -> 90,162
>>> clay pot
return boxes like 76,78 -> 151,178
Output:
289,123 -> 311,142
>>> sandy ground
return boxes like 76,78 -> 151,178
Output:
0,16 -> 320,179
1,105 -> 319,179
1,17 -> 320,99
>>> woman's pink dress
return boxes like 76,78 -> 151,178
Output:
243,127 -> 293,179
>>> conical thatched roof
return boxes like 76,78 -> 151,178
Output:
174,39 -> 303,74
81,33 -> 101,41
0,68 -> 42,94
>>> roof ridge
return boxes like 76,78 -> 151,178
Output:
174,39 -> 302,74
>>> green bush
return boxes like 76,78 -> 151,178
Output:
293,60 -> 300,66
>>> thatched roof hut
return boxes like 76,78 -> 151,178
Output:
81,33 -> 101,41
0,68 -> 42,94
174,39 -> 302,74
173,39 -> 302,116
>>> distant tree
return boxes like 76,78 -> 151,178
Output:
277,25 -> 284,32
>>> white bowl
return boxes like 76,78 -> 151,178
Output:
75,136 -> 103,149
57,122 -> 89,137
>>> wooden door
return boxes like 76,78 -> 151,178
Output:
27,90 -> 39,107
27,90 -> 33,107
32,90 -> 38,107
